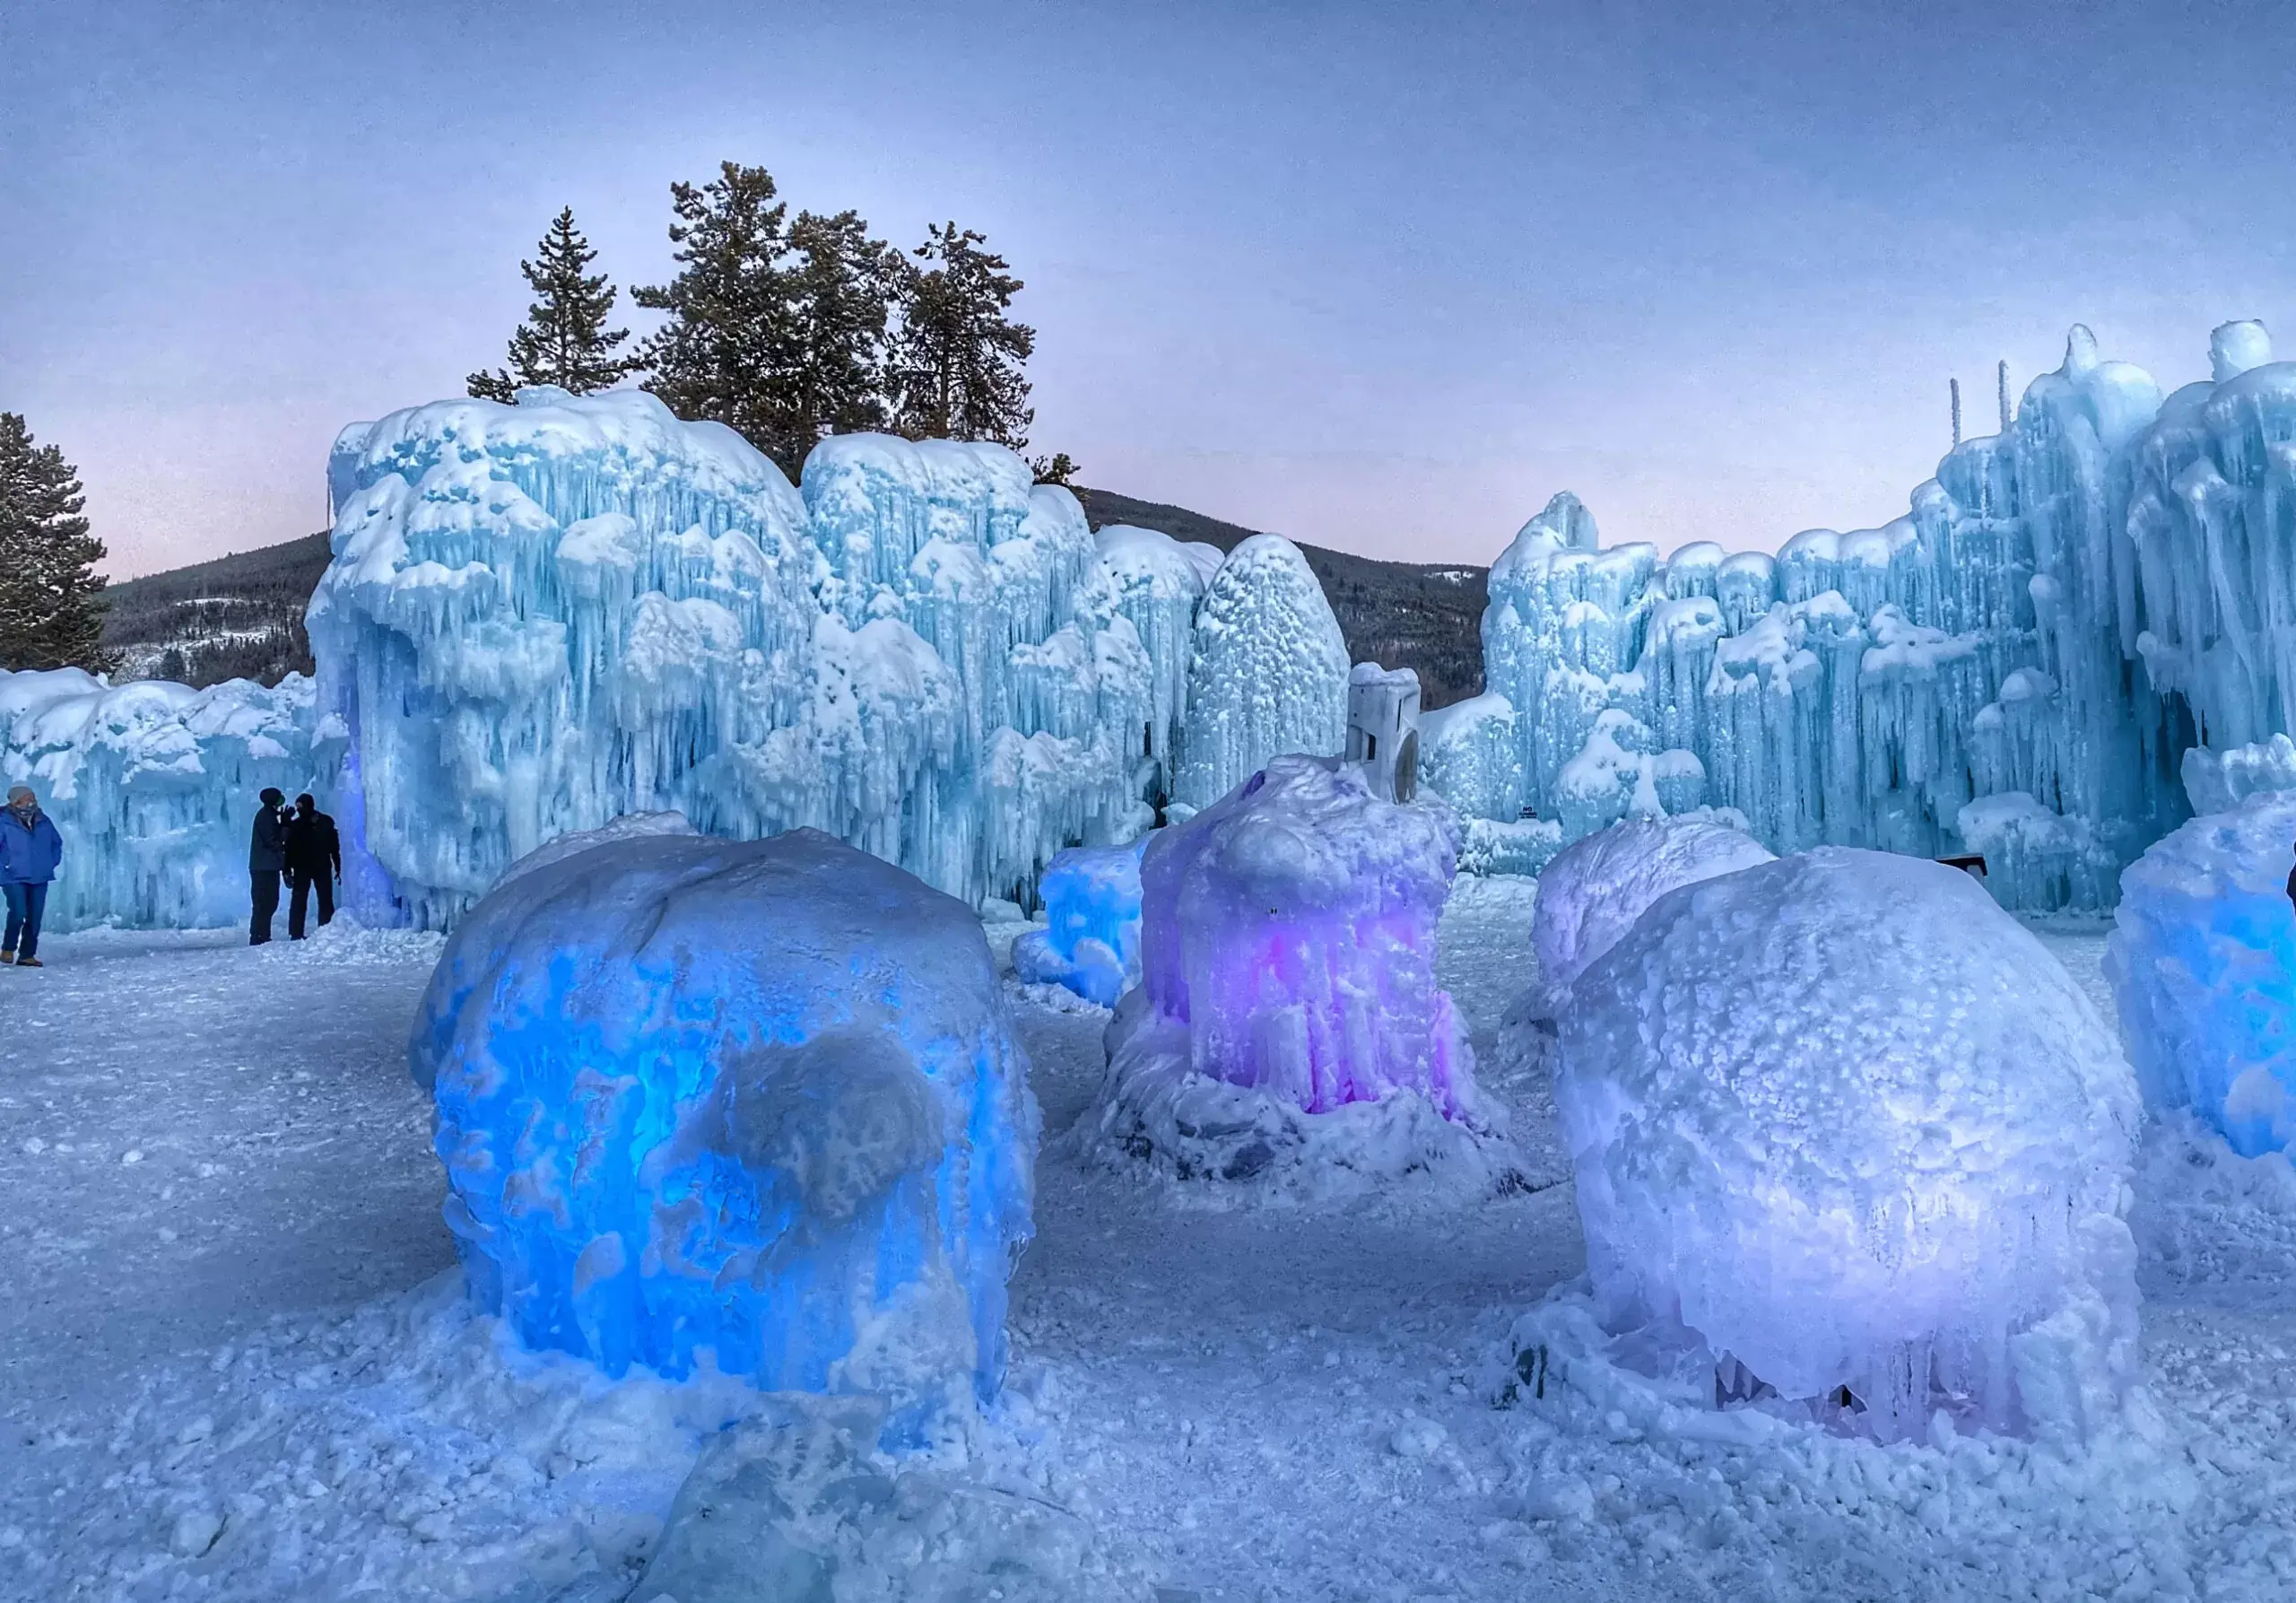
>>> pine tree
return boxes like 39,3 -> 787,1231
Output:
887,222 -> 1036,448
1029,450 -> 1080,487
467,206 -> 641,401
0,413 -> 113,674
632,163 -> 809,469
785,208 -> 900,463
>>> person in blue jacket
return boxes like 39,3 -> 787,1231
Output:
1,784 -> 65,968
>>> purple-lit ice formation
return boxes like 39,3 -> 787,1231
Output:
1556,848 -> 2141,1442
409,829 -> 1039,1428
1080,755 -> 1513,1190
1011,836 -> 1149,1006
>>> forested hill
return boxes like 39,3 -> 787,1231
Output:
101,491 -> 1492,705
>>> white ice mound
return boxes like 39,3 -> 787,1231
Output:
409,829 -> 1039,1435
1527,815 -> 1775,1009
2108,793 -> 2296,1156
0,666 -> 329,930
1011,835 -> 1148,1006
1081,755 -> 1515,1192
1557,847 -> 2141,1442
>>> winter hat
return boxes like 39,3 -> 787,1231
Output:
260,787 -> 285,806
5,786 -> 32,808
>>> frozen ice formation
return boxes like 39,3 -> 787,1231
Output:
1011,835 -> 1149,1006
2107,791 -> 2296,1156
0,667 -> 329,930
1527,815 -> 1775,1009
1416,692 -> 1522,822
314,390 -> 1162,927
1170,536 -> 1349,815
1473,321 -> 2296,908
1081,755 -> 1513,1191
1556,847 -> 2141,1442
408,829 -> 1039,1431
2182,734 -> 2296,816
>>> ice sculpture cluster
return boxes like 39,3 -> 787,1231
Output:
2107,791 -> 2296,1156
2182,734 -> 2296,816
1527,815 -> 1774,1009
315,390 -> 1162,927
409,829 -> 1039,1430
1082,755 -> 1512,1190
0,667 -> 329,929
1556,848 -> 2141,1442
1463,321 -> 2296,909
1170,536 -> 1350,815
1011,836 -> 1149,1006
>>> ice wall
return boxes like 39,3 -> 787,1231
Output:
314,390 -> 1162,927
0,667 -> 330,930
1170,536 -> 1349,814
2107,791 -> 2296,1156
1557,848 -> 2141,1442
1474,324 -> 2296,906
410,829 -> 1039,1431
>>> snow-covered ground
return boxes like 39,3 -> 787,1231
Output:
5,885 -> 2296,1599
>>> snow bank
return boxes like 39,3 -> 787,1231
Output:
1556,847 -> 2141,1442
409,829 -> 1039,1433
1011,835 -> 1148,1006
2107,792 -> 2296,1155
0,667 -> 329,930
1079,755 -> 1516,1194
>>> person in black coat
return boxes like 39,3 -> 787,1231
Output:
285,792 -> 342,940
249,787 -> 290,945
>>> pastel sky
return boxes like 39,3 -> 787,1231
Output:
6,0 -> 2293,578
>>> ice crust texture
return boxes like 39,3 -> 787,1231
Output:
1527,815 -> 1776,1007
407,829 -> 1039,1431
1011,835 -> 1149,1006
1464,319 -> 2296,910
0,666 -> 326,928
2108,791 -> 2296,1156
1086,756 -> 1511,1190
1555,847 -> 2141,1442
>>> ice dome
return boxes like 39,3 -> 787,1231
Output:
1556,848 -> 2140,1442
2108,792 -> 2296,1156
1080,755 -> 1514,1191
409,829 -> 1039,1432
1526,815 -> 1775,1009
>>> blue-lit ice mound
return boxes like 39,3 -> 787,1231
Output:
1080,755 -> 1518,1195
409,829 -> 1039,1429
1012,836 -> 1149,1006
0,666 -> 329,929
2108,793 -> 2296,1156
1556,848 -> 2141,1442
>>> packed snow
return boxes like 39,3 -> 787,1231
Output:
1080,756 -> 1514,1195
1011,836 -> 1149,1006
412,830 -> 1038,1434
1553,849 -> 2141,1444
13,875 -> 2296,1598
2108,790 -> 2296,1156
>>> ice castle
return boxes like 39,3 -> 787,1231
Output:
1447,320 -> 2296,908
